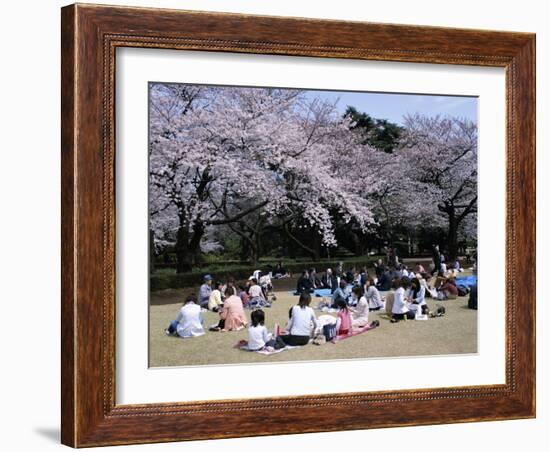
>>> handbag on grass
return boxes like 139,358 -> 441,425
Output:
322,323 -> 337,341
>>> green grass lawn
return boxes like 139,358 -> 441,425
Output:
149,282 -> 477,367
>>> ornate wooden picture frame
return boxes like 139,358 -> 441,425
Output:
61,3 -> 535,447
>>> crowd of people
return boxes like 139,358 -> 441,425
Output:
164,248 -> 477,350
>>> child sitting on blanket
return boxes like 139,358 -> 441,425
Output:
335,297 -> 353,336
247,309 -> 285,351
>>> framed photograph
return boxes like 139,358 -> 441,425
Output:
61,3 -> 536,447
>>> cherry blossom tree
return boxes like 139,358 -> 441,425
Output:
149,84 -> 377,270
150,84 -> 477,272
396,114 -> 478,261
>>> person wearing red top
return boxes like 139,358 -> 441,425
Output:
441,278 -> 459,299
335,298 -> 352,336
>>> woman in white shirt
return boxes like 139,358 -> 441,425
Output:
350,285 -> 369,328
248,278 -> 271,308
164,296 -> 205,338
391,278 -> 415,323
364,277 -> 384,310
408,277 -> 428,316
281,292 -> 317,346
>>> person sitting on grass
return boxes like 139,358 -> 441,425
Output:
197,274 -> 213,309
246,309 -> 286,351
374,258 -> 386,279
334,297 -> 353,336
433,271 -> 447,291
391,277 -> 416,323
409,277 -> 429,315
365,277 -> 384,310
273,261 -> 290,279
280,292 -> 317,346
345,267 -> 356,284
350,286 -> 369,328
308,267 -> 321,289
164,295 -> 205,338
440,277 -> 459,299
295,270 -> 313,295
238,284 -> 250,308
218,286 -> 248,331
221,277 -> 237,301
376,268 -> 393,291
248,278 -> 271,308
208,281 -> 224,312
321,268 -> 338,293
331,278 -> 350,306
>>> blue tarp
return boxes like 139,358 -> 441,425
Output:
289,286 -> 353,297
455,275 -> 477,288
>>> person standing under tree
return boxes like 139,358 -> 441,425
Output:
432,244 -> 442,275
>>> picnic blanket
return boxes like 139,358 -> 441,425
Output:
331,322 -> 377,343
233,339 -> 302,355
455,275 -> 477,288
288,285 -> 354,297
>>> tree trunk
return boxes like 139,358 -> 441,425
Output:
284,224 -> 317,260
175,221 -> 204,273
447,217 -> 459,263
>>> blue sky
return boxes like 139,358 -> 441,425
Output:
304,89 -> 477,125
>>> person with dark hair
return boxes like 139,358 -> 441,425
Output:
376,268 -> 393,291
334,297 -> 352,336
320,268 -> 338,293
207,281 -> 224,312
432,244 -> 442,275
350,285 -> 369,328
440,277 -> 459,299
295,270 -> 313,295
359,266 -> 369,287
247,309 -> 285,351
365,277 -> 384,310
388,247 -> 399,268
331,279 -> 350,306
238,284 -> 250,308
308,267 -> 320,289
345,267 -> 355,284
280,292 -> 317,346
248,278 -> 270,308
374,258 -> 386,279
164,295 -> 205,337
409,277 -> 428,315
391,278 -> 416,322
219,286 -> 247,331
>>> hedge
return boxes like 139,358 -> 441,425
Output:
150,256 -> 383,291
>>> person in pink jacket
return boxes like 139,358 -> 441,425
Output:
220,286 -> 248,331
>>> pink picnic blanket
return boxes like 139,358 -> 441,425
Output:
332,323 -> 376,343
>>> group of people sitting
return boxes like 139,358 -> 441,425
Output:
197,273 -> 273,313
247,290 -> 381,350
164,255 -> 475,346
165,272 -> 277,338
293,257 -> 473,323
164,276 -> 378,349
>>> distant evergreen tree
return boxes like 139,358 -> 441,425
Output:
344,106 -> 404,153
